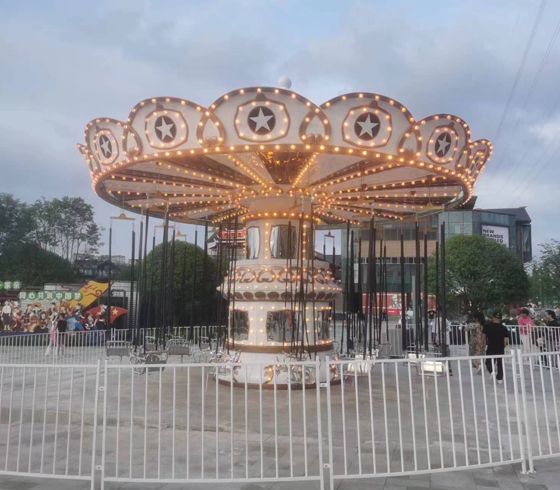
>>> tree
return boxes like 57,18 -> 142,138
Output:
0,242 -> 79,286
142,241 -> 223,327
529,240 -> 560,306
0,194 -> 34,254
428,235 -> 530,317
28,197 -> 103,264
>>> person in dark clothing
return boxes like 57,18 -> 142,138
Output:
543,310 -> 560,327
482,311 -> 510,383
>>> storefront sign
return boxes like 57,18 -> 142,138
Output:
0,281 -> 22,290
18,291 -> 83,301
482,225 -> 509,247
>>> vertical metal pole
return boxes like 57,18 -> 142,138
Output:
189,228 -> 198,340
107,226 -> 112,330
441,222 -> 447,357
415,222 -> 421,355
180,237 -> 187,327
90,360 -> 101,490
141,210 -> 150,330
201,220 -> 209,331
401,234 -> 406,353
435,241 -> 439,346
167,228 -> 176,336
367,217 -> 374,355
423,231 -> 429,351
146,235 -> 156,333
231,216 -> 238,349
128,227 -> 135,339
135,219 -> 143,343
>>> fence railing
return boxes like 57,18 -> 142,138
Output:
0,362 -> 100,484
0,351 -> 557,488
372,325 -> 560,359
0,326 -> 224,364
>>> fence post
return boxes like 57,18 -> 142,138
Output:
510,351 -> 526,474
90,360 -> 102,490
315,358 -> 325,490
325,357 -> 335,490
516,349 -> 534,473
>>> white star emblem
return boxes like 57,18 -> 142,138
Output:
249,108 -> 274,132
156,118 -> 175,141
100,136 -> 111,157
436,135 -> 451,155
356,114 -> 379,138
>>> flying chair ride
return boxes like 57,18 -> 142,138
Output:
77,83 -> 492,385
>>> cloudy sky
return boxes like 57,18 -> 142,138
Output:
1,0 -> 559,257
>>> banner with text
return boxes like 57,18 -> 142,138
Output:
482,224 -> 509,247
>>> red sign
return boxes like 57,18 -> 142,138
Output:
220,230 -> 246,240
362,293 -> 436,315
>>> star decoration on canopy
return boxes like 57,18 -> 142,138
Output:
80,88 -> 493,228
248,106 -> 275,134
99,135 -> 112,158
355,112 -> 380,140
155,115 -> 177,142
435,132 -> 451,157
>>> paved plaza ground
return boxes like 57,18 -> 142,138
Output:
0,328 -> 557,490
0,459 -> 557,489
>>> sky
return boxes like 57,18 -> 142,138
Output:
1,0 -> 560,258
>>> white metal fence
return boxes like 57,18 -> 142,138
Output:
0,326 -> 222,365
0,352 -> 557,488
0,363 -> 100,484
326,354 -> 525,488
373,325 -> 560,359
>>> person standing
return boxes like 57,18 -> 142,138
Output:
483,311 -> 510,384
428,310 -> 436,345
467,312 -> 486,373
1,301 -> 12,331
518,308 -> 535,354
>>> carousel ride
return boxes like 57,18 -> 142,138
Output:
76,82 -> 492,385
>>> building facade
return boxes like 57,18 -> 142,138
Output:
338,206 -> 532,296
438,207 -> 532,263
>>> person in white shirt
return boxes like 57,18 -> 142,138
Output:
1,302 -> 12,331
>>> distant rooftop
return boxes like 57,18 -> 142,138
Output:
478,207 -> 531,223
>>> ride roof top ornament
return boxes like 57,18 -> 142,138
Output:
77,87 -> 492,226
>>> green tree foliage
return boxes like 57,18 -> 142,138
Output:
428,235 -> 530,317
0,194 -> 34,254
0,193 -> 103,285
0,194 -> 103,265
529,240 -> 560,306
28,197 -> 103,264
143,241 -> 224,327
0,243 -> 79,286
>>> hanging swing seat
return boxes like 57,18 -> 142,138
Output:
129,349 -> 169,374
167,338 -> 195,359
106,340 -> 131,361
407,352 -> 447,377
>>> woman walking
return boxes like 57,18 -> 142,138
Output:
467,312 -> 486,373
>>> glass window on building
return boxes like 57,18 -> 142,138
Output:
246,227 -> 260,259
270,225 -> 297,259
232,310 -> 249,341
266,310 -> 300,341
318,310 -> 331,340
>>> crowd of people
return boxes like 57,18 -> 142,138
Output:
0,300 -> 107,333
467,307 -> 560,382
